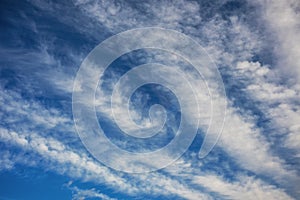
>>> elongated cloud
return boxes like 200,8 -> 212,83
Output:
1,0 -> 299,199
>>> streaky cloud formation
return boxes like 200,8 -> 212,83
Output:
0,0 -> 299,199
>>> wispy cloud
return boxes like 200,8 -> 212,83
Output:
193,174 -> 294,200
1,0 -> 299,199
65,181 -> 117,200
254,0 -> 300,81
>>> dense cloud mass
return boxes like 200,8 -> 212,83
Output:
0,0 -> 300,199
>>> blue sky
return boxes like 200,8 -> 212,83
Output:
1,0 -> 300,199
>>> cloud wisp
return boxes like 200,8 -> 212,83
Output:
0,0 -> 299,199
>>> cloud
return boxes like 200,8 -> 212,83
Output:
193,174 -> 294,200
0,85 -> 211,198
1,0 -> 299,199
253,0 -> 300,81
3,78 -> 292,199
233,60 -> 300,163
65,181 -> 117,200
0,127 -> 214,199
244,0 -> 300,160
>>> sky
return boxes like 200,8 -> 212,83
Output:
0,0 -> 300,199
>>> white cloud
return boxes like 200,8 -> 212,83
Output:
65,182 -> 117,200
0,127 -> 136,192
2,0 -> 299,198
72,55 -> 297,196
233,60 -> 300,155
0,150 -> 14,170
253,0 -> 300,81
0,128 -> 214,199
0,85 -> 294,199
72,0 -> 202,31
0,87 -> 72,131
193,174 -> 294,200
